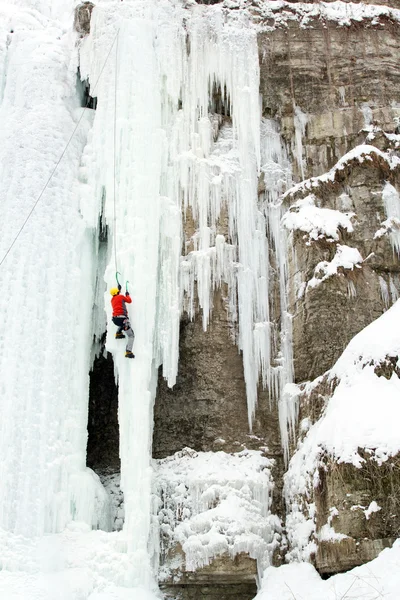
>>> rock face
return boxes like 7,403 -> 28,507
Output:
285,362 -> 400,575
148,2 -> 400,593
74,2 -> 95,36
284,145 -> 400,382
258,15 -> 400,178
314,455 -> 400,575
161,553 -> 257,600
154,289 -> 281,459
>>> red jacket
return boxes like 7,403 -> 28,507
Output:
111,293 -> 132,317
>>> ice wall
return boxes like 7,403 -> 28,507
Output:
0,2 -> 108,539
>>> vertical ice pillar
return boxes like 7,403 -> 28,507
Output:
79,2 -> 185,585
261,119 -> 295,460
0,16 -> 102,536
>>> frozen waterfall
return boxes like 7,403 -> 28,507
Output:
0,0 -> 293,597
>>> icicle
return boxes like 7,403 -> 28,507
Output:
262,118 -> 295,460
379,275 -> 390,310
361,103 -> 373,128
293,105 -> 308,181
347,280 -> 357,299
390,274 -> 399,304
382,182 -> 400,256
279,384 -> 301,466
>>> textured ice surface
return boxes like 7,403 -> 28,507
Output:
153,448 -> 281,576
0,0 -> 104,539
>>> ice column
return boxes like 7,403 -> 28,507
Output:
261,119 -> 295,461
293,105 -> 308,181
0,10 -> 106,536
80,3 -> 296,583
79,0 -> 187,586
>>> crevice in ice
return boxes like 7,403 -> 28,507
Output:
210,82 -> 231,117
98,187 -> 108,244
77,68 -> 97,110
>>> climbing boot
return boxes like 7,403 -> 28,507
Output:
115,332 -> 125,339
125,351 -> 135,359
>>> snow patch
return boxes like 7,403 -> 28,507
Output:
307,244 -> 363,290
283,145 -> 400,201
282,194 -> 355,243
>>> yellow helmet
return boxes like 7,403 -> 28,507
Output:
110,287 -> 119,296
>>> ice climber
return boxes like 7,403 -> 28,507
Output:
110,285 -> 135,359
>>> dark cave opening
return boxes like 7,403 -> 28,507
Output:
87,344 -> 120,473
87,343 -> 124,530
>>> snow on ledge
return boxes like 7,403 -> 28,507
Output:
283,144 -> 400,201
283,301 -> 400,560
307,244 -> 363,290
295,299 -> 400,469
282,194 -> 355,243
253,1 -> 400,30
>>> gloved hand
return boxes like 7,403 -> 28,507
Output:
125,290 -> 130,296
118,284 -> 122,291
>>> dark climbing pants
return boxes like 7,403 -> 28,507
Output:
112,316 -> 134,352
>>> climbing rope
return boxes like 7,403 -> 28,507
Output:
113,31 -> 120,276
0,29 -> 120,269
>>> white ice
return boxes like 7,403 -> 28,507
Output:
153,448 -> 280,576
382,182 -> 400,256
